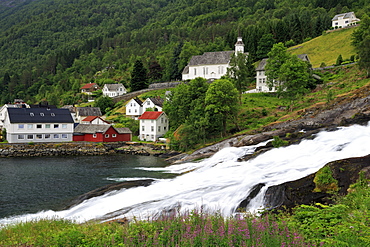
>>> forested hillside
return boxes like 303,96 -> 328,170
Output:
0,0 -> 368,105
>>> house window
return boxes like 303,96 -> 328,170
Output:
151,126 -> 154,132
161,118 -> 164,123
37,124 -> 42,129
18,135 -> 24,140
194,68 -> 196,75
147,101 -> 150,105
27,124 -> 33,129
129,109 -> 131,113
112,134 -> 117,138
142,126 -> 145,131
93,134 -> 97,138
164,126 -> 167,131
158,126 -> 161,132
62,134 -> 68,139
45,124 -> 50,128
105,134 -> 109,138
54,124 -> 59,128
62,124 -> 67,129
151,135 -> 154,140
151,120 -> 154,123
18,124 -> 24,129
54,134 -> 59,139
36,134 -> 42,139
135,109 -> 137,113
27,134 -> 33,139
45,134 -> 50,139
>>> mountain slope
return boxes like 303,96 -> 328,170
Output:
289,27 -> 356,68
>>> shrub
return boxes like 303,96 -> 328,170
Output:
313,165 -> 338,193
271,136 -> 288,148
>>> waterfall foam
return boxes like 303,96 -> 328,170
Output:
2,122 -> 370,226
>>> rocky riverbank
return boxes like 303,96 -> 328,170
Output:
0,142 -> 181,158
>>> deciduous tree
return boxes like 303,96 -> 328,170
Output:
205,79 -> 240,136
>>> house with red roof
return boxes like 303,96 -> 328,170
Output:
73,124 -> 132,142
138,111 -> 169,141
80,83 -> 100,95
81,116 -> 110,125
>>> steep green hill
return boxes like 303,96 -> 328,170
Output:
289,27 -> 357,68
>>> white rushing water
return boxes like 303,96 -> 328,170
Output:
2,122 -> 370,226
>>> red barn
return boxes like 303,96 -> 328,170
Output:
73,124 -> 132,142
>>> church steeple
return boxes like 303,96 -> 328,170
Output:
235,37 -> 244,55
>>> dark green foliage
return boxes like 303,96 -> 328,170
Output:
256,33 -> 276,60
352,14 -> 370,77
94,96 -> 114,115
336,54 -> 343,66
130,60 -> 148,92
271,136 -> 288,148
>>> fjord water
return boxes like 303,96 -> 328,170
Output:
0,155 -> 171,219
2,122 -> 370,225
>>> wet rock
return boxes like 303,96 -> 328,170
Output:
64,179 -> 155,209
263,154 -> 370,212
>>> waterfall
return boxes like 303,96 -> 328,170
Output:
1,122 -> 370,226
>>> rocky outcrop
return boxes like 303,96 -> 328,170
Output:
261,154 -> 370,212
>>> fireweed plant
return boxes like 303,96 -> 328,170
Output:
0,210 -> 311,246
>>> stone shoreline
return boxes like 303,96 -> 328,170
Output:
0,142 -> 181,159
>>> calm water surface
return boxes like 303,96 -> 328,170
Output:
0,154 -> 172,218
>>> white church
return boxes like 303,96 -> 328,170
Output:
182,37 -> 248,81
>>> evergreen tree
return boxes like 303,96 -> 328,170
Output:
336,54 -> 343,66
169,42 -> 183,81
130,60 -> 148,92
256,33 -> 276,60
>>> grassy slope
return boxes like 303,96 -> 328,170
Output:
289,27 -> 356,68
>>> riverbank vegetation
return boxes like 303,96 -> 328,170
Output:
1,174 -> 369,246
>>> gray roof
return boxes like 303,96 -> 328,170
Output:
74,124 -> 132,134
133,98 -> 143,106
297,54 -> 310,63
332,12 -> 355,21
256,54 -> 310,71
256,58 -> 268,71
182,66 -> 189,74
149,97 -> 164,107
188,51 -> 234,66
7,108 -> 74,123
104,83 -> 125,91
76,107 -> 102,117
74,124 -> 111,134
115,127 -> 132,134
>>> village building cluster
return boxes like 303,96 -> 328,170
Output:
0,12 -> 357,144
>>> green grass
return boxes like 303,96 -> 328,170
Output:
289,27 -> 357,68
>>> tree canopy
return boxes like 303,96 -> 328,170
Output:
352,14 -> 370,77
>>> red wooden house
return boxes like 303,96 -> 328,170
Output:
73,124 -> 132,142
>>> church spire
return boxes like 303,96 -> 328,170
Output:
235,37 -> 244,55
